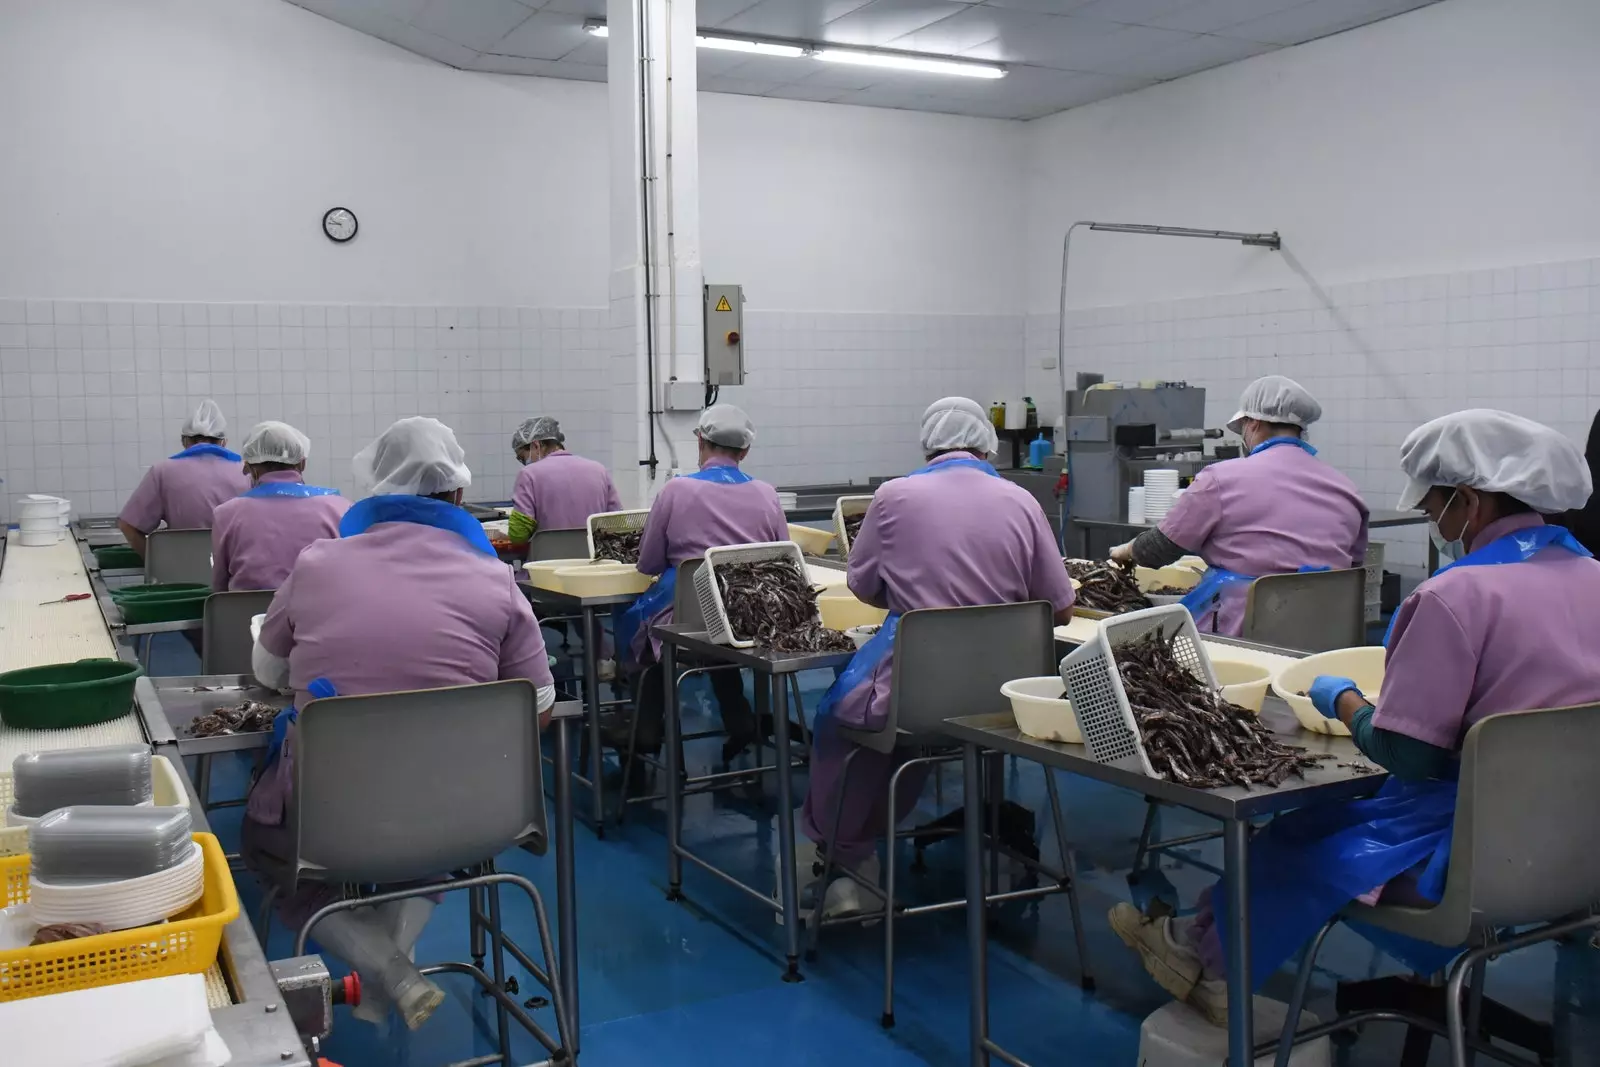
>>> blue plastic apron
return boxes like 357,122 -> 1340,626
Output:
614,464 -> 754,664
242,481 -> 341,499
170,443 -> 242,461
338,494 -> 496,556
1178,438 -> 1323,629
813,455 -> 1000,729
1217,522 -> 1593,985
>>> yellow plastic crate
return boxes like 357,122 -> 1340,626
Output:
0,833 -> 238,1001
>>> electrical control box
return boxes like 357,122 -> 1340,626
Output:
704,284 -> 744,386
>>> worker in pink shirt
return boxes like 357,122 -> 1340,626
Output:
117,399 -> 249,556
210,422 -> 350,591
507,416 -> 621,542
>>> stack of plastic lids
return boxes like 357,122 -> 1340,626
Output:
1127,487 -> 1147,524
1143,469 -> 1180,522
10,744 -> 153,822
27,807 -> 202,930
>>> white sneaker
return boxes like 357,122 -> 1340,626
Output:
1187,977 -> 1229,1027
773,835 -> 826,923
597,658 -> 617,682
1109,902 -> 1202,1001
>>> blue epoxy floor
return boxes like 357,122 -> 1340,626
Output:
147,632 -> 1600,1067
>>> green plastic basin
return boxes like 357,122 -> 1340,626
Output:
93,545 -> 144,570
110,583 -> 210,624
0,659 -> 144,729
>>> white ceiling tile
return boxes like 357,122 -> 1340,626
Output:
784,64 -> 892,90
471,54 -> 606,80
700,51 -> 816,83
555,36 -> 608,65
981,0 -> 1100,13
695,0 -> 768,24
1112,30 -> 1273,79
759,82 -> 854,102
1060,0 -> 1193,22
490,10 -> 591,60
950,10 -> 1193,71
289,1 -> 481,66
714,0 -> 877,37
538,0 -> 605,14
1139,0 -> 1307,34
699,75 -> 789,95
1221,0 -> 1438,45
818,0 -> 974,47
410,0 -> 537,53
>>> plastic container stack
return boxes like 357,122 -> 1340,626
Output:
9,745 -> 153,824
1142,469 -> 1180,522
25,807 -> 202,930
1126,487 -> 1146,524
16,496 -> 65,547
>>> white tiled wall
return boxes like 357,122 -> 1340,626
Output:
0,300 -> 612,522
1026,256 -> 1600,572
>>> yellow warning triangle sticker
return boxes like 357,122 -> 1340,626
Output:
714,295 -> 732,313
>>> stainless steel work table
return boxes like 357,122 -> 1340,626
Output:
655,624 -> 854,982
518,580 -> 638,834
77,534 -> 202,669
942,702 -> 1386,1067
135,675 -> 588,1046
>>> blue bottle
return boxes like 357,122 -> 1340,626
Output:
1027,433 -> 1052,469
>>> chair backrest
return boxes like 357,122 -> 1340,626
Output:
673,558 -> 707,631
846,602 -> 1054,755
202,589 -> 277,674
1441,703 -> 1600,930
1241,567 -> 1365,653
146,528 -> 215,586
528,528 -> 589,561
289,680 -> 546,885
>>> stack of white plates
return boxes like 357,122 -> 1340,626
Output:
1143,470 -> 1180,522
17,495 -> 65,546
29,841 -> 204,931
777,492 -> 798,513
1127,487 -> 1147,525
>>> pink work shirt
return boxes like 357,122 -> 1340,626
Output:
836,453 -> 1077,731
631,456 -> 788,659
1159,443 -> 1369,635
511,450 -> 622,531
209,472 -> 351,592
1374,513 -> 1600,750
118,454 -> 250,533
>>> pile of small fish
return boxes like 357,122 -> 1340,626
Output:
715,559 -> 857,654
1115,631 -> 1327,789
1147,585 -> 1192,596
31,921 -> 109,946
187,701 -> 280,737
842,513 -> 867,546
1065,559 -> 1152,613
593,528 -> 644,565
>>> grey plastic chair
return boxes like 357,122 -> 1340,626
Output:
145,528 -> 215,586
1240,567 -> 1366,652
256,680 -> 572,1064
528,528 -> 589,561
814,602 -> 1094,1027
201,589 -> 275,675
1270,703 -> 1600,1067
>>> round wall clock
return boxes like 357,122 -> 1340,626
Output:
322,207 -> 358,243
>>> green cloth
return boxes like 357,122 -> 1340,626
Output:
507,509 -> 536,544
1349,703 -> 1454,781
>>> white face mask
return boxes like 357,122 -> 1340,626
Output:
1428,489 -> 1468,563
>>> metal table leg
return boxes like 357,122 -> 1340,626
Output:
664,640 -> 683,900
1224,817 -> 1254,1067
771,672 -> 802,982
964,742 -> 989,1067
581,605 -> 605,834
553,711 -> 579,1048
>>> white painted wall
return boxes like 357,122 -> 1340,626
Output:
1023,0 -> 1600,314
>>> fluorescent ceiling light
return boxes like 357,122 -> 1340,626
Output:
814,48 -> 1005,79
695,35 -> 806,57
585,23 -> 609,38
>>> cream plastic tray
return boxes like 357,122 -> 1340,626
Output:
523,558 -> 594,592
805,563 -> 850,590
1136,565 -> 1202,593
787,523 -> 836,557
1272,646 -> 1386,737
816,590 -> 888,632
554,564 -> 653,598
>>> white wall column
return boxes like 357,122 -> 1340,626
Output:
607,0 -> 705,507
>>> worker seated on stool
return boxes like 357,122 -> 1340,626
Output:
603,404 -> 789,763
244,416 -> 556,1031
117,398 -> 250,558
507,415 -> 621,544
210,421 -> 350,592
1110,409 -> 1600,1026
790,397 -> 1077,919
1110,376 -> 1368,636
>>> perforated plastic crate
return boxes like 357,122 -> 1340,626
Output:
1058,605 -> 1218,778
586,509 -> 651,561
694,541 -> 809,649
832,496 -> 875,559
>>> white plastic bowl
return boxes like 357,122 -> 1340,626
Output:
1271,646 -> 1387,736
1211,660 -> 1272,714
250,613 -> 265,644
845,624 -> 880,650
1002,676 -> 1082,744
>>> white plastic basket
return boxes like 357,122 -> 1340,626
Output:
1059,604 -> 1218,778
832,495 -> 875,558
694,540 -> 809,649
586,509 -> 651,561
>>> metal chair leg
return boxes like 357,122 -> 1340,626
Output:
1465,958 -> 1487,1067
1043,767 -> 1094,990
1132,800 -> 1159,873
1275,918 -> 1338,1067
469,884 -> 486,970
882,758 -> 901,1029
487,881 -> 513,1064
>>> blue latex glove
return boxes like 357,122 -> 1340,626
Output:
1307,675 -> 1363,719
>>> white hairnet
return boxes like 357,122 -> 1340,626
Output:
182,399 -> 228,439
353,417 -> 473,497
920,397 -> 998,456
696,404 -> 755,450
512,416 -> 563,449
1226,376 -> 1322,436
241,421 -> 310,465
1398,409 -> 1591,514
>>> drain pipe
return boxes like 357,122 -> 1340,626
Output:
634,0 -> 659,481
